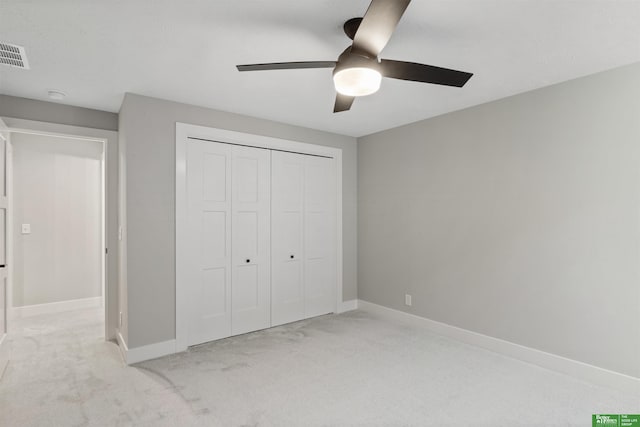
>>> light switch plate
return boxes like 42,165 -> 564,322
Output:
21,224 -> 31,234
405,294 -> 412,306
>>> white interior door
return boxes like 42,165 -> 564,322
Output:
271,151 -> 305,326
186,140 -> 232,345
231,146 -> 271,335
304,156 -> 336,318
0,119 -> 10,377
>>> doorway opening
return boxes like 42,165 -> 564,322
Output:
6,129 -> 107,346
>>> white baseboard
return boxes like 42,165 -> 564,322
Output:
117,300 -> 360,364
337,299 -> 358,313
357,300 -> 639,394
9,297 -> 103,319
116,331 -> 176,365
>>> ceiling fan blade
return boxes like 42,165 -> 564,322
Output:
237,61 -> 336,72
334,93 -> 355,113
352,0 -> 411,58
380,59 -> 473,87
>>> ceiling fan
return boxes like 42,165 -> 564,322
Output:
236,0 -> 473,113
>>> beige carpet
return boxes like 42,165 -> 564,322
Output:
0,307 -> 637,426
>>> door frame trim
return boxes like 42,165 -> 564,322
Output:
0,117 -> 118,342
175,122 -> 343,353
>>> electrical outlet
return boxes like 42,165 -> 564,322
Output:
405,294 -> 412,306
21,224 -> 31,234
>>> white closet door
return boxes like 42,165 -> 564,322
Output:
271,151 -> 305,326
304,156 -> 336,317
186,141 -> 232,345
231,146 -> 271,335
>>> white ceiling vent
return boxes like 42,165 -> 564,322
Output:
0,42 -> 30,69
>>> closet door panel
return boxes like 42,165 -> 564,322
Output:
186,141 -> 232,345
272,212 -> 303,302
202,268 -> 227,317
202,211 -> 226,262
234,264 -> 258,311
271,151 -> 305,326
304,156 -> 336,318
231,146 -> 271,335
233,212 -> 258,314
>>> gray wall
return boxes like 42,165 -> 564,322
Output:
119,93 -> 357,348
358,63 -> 640,378
12,133 -> 103,306
0,95 -> 118,131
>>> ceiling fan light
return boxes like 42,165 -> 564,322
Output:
333,67 -> 381,97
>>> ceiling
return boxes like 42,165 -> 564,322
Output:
1,0 -> 639,137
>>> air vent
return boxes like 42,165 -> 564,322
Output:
0,42 -> 30,69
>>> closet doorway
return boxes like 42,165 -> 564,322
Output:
176,123 -> 343,352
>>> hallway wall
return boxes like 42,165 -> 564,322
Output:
12,132 -> 103,307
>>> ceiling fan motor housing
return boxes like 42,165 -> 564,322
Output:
333,47 -> 380,75
333,48 -> 382,97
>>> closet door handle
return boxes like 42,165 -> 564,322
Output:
290,255 -> 294,259
246,259 -> 251,263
